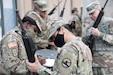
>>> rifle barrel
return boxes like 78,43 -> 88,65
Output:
16,10 -> 26,35
59,0 -> 67,17
103,0 -> 108,9
48,0 -> 62,15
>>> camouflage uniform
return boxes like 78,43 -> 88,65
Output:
0,66 -> 9,75
26,0 -> 54,49
83,1 -> 113,75
69,15 -> 82,36
0,45 -> 9,75
26,11 -> 50,49
1,27 -> 28,75
69,7 -> 82,36
36,19 -> 93,75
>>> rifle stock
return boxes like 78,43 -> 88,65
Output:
16,10 -> 36,63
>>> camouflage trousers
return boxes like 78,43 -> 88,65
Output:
93,67 -> 113,75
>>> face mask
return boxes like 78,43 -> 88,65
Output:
54,34 -> 65,47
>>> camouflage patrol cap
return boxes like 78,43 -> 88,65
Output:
48,19 -> 68,39
25,11 -> 43,32
71,7 -> 78,14
86,1 -> 100,14
35,0 -> 48,11
22,16 -> 37,26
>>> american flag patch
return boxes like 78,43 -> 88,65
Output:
8,42 -> 17,49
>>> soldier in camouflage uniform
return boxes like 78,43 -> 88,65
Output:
69,7 -> 82,37
26,19 -> 93,75
0,16 -> 39,75
26,0 -> 55,49
0,44 -> 9,75
82,1 -> 113,75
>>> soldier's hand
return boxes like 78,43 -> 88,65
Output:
48,41 -> 55,46
90,27 -> 100,36
26,54 -> 41,72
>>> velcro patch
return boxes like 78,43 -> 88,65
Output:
8,42 -> 17,49
62,58 -> 71,68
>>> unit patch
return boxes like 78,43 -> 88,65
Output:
62,58 -> 71,68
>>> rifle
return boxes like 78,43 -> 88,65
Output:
16,10 -> 36,63
48,0 -> 62,15
86,0 -> 109,54
59,0 -> 67,17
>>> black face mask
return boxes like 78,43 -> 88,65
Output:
54,34 -> 65,47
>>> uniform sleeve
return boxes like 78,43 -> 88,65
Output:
26,28 -> 48,48
98,21 -> 113,45
53,46 -> 78,75
33,37 -> 48,48
37,46 -> 78,75
82,24 -> 91,44
37,65 -> 53,75
34,30 -> 49,45
1,34 -> 28,74
37,65 -> 60,75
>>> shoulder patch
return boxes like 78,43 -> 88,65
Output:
62,58 -> 71,68
8,42 -> 17,49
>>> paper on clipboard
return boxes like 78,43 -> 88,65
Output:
43,58 -> 55,67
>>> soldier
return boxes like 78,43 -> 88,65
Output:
0,45 -> 9,75
26,19 -> 93,75
26,0 -> 55,49
33,0 -> 54,24
69,7 -> 82,36
71,7 -> 81,20
83,1 -> 113,75
0,16 -> 39,75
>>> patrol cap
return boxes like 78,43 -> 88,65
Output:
22,16 -> 37,26
25,11 -> 43,32
35,0 -> 48,11
48,19 -> 68,39
71,7 -> 78,14
86,1 -> 100,14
